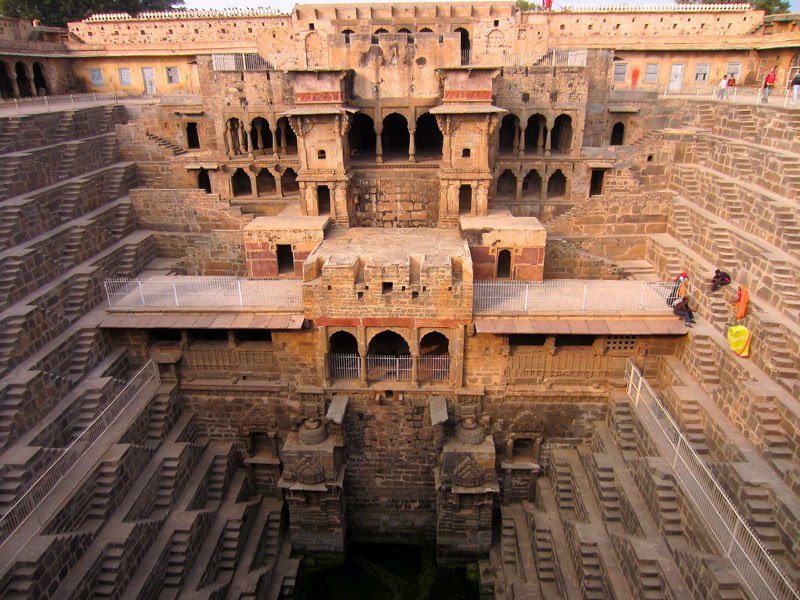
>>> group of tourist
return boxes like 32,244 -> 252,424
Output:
716,67 -> 800,106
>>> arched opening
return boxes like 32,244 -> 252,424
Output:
348,112 -> 377,159
497,249 -> 512,278
226,117 -> 246,155
610,122 -> 625,146
398,27 -> 412,34
250,117 -> 273,152
512,438 -> 538,461
419,331 -> 450,382
197,168 -> 211,194
367,330 -> 411,381
381,112 -> 409,158
0,62 -> 14,98
342,28 -> 354,43
329,331 -> 359,380
522,170 -> 542,198
459,184 -> 472,215
547,170 -> 567,198
551,114 -> 572,153
32,62 -> 48,96
498,114 -> 519,155
455,27 -> 470,65
375,28 -> 389,34
281,168 -> 299,195
420,27 -> 433,33
414,112 -> 442,158
317,185 -> 331,215
318,149 -> 326,160
256,168 -> 276,196
525,114 -> 546,153
276,117 -> 297,154
186,122 -> 200,149
276,244 -> 294,275
232,168 -> 252,197
15,62 -> 32,97
497,170 -> 517,198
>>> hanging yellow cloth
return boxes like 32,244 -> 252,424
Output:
727,325 -> 751,358
732,285 -> 749,321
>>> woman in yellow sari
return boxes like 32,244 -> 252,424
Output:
732,285 -> 748,321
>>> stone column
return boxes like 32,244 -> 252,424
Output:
358,329 -> 368,383
515,173 -> 523,202
411,354 -> 419,385
538,124 -> 545,154
375,126 -> 383,164
254,123 -> 264,152
249,173 -> 258,197
518,126 -> 526,158
321,326 -> 330,387
541,168 -> 548,203
10,75 -> 19,98
279,121 -> 287,153
238,122 -> 248,153
226,123 -> 237,157
409,127 -> 416,163
273,168 -> 283,197
272,127 -> 280,156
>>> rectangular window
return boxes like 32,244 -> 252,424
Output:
644,63 -> 659,83
694,63 -> 710,82
165,66 -> 179,84
613,63 -> 627,82
726,62 -> 741,80
89,68 -> 103,86
118,67 -> 132,86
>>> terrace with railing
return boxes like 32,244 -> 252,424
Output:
328,354 -> 451,383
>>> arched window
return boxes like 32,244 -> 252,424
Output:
329,331 -> 359,380
381,112 -> 409,158
375,28 -> 389,34
497,249 -> 512,279
551,114 -> 572,153
317,185 -> 331,215
15,62 -> 32,97
498,114 -> 519,154
197,168 -> 211,194
398,27 -> 412,34
420,27 -> 433,33
367,331 -> 411,381
547,170 -> 567,198
226,117 -> 246,155
414,112 -> 442,158
455,27 -> 470,65
348,112 -> 377,158
497,170 -> 517,198
231,168 -> 251,197
342,28 -> 354,43
250,117 -> 272,152
32,62 -> 48,96
610,122 -> 625,146
419,331 -> 450,382
525,114 -> 546,153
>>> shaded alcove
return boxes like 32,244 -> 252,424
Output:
525,114 -> 546,153
522,170 -> 542,198
330,330 -> 359,355
547,170 -> 567,198
459,184 -> 472,215
197,168 -> 211,193
0,61 -> 15,98
348,112 -> 376,158
32,62 -> 48,96
277,244 -> 295,275
250,117 -> 273,151
276,117 -> 297,153
414,112 -> 442,158
551,114 -> 572,153
186,122 -> 200,149
318,185 -> 331,215
232,168 -> 252,196
368,330 -> 411,356
257,169 -> 276,195
15,62 -> 32,97
498,114 -> 518,154
497,249 -> 512,278
381,112 -> 409,158
456,27 -> 470,64
281,168 -> 299,194
610,122 -> 625,146
497,170 -> 516,198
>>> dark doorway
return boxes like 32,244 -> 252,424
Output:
498,114 -> 518,154
368,330 -> 410,356
330,330 -> 358,354
197,168 -> 211,193
32,62 -> 48,96
522,170 -> 542,198
342,29 -> 354,43
590,169 -> 606,196
15,62 -> 32,97
348,112 -> 376,158
610,122 -> 625,146
456,27 -> 470,64
186,122 -> 200,149
414,112 -> 442,157
257,169 -> 276,195
0,62 -> 14,98
525,114 -> 546,153
459,184 -> 472,215
232,168 -> 252,196
547,170 -> 567,198
497,170 -> 516,198
318,185 -> 331,215
497,249 -> 512,278
276,117 -> 297,153
382,113 -> 409,158
276,244 -> 294,275
281,168 -> 299,195
420,331 -> 449,356
551,114 -> 572,153
250,117 -> 273,152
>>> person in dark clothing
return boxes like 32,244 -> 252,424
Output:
673,296 -> 695,327
710,269 -> 731,292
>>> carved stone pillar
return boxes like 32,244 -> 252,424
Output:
538,125 -> 545,154
375,126 -> 383,164
238,121 -> 247,153
272,127 -> 280,156
518,126 -> 526,157
254,124 -> 264,152
409,127 -> 416,163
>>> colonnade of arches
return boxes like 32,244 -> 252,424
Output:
498,113 -> 573,155
228,165 -> 298,198
495,168 -> 567,201
348,110 -> 442,162
327,329 -> 451,383
0,60 -> 49,98
224,116 -> 297,158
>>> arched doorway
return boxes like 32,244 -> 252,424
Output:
250,117 -> 272,152
551,114 -> 572,153
348,112 -> 376,159
419,331 -> 450,382
459,184 -> 472,215
547,170 -> 567,198
329,331 -> 360,380
226,118 -> 246,155
281,168 -> 299,195
317,185 -> 331,215
342,29 -> 354,43
497,249 -> 512,279
497,170 -> 517,198
610,122 -> 625,146
32,63 -> 48,96
15,62 -> 32,97
231,168 -> 252,196
525,114 -> 546,153
0,62 -> 14,98
414,112 -> 442,158
381,113 -> 409,159
498,114 -> 519,155
197,168 -> 211,193
367,330 -> 411,381
256,169 -> 276,195
455,27 -> 470,65
522,170 -> 542,199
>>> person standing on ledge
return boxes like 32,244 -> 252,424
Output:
718,74 -> 728,100
791,71 -> 800,106
762,66 -> 777,103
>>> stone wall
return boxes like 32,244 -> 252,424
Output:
351,169 -> 440,228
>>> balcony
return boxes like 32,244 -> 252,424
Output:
328,354 -> 451,384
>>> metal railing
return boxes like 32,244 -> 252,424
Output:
0,92 -> 169,115
104,277 -> 303,309
624,360 -> 800,600
473,280 -> 673,313
505,49 -> 588,68
212,53 -> 275,72
329,353 -> 361,380
619,83 -> 797,108
419,355 -> 450,382
0,360 -> 160,546
366,355 -> 412,381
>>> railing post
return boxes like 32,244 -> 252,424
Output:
582,284 -> 588,310
172,282 -> 179,306
524,284 -> 530,311
138,281 -> 145,306
237,280 -> 244,306
639,283 -> 646,310
727,519 -> 742,556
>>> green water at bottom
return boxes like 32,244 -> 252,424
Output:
295,543 -> 480,600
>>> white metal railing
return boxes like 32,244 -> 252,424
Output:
212,53 -> 275,71
366,355 -> 412,381
0,92 -> 172,115
506,49 -> 588,68
104,277 -> 302,309
617,83 -> 797,108
624,360 -> 800,600
473,280 -> 673,313
328,353 -> 361,380
419,355 -> 450,382
0,360 -> 160,546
